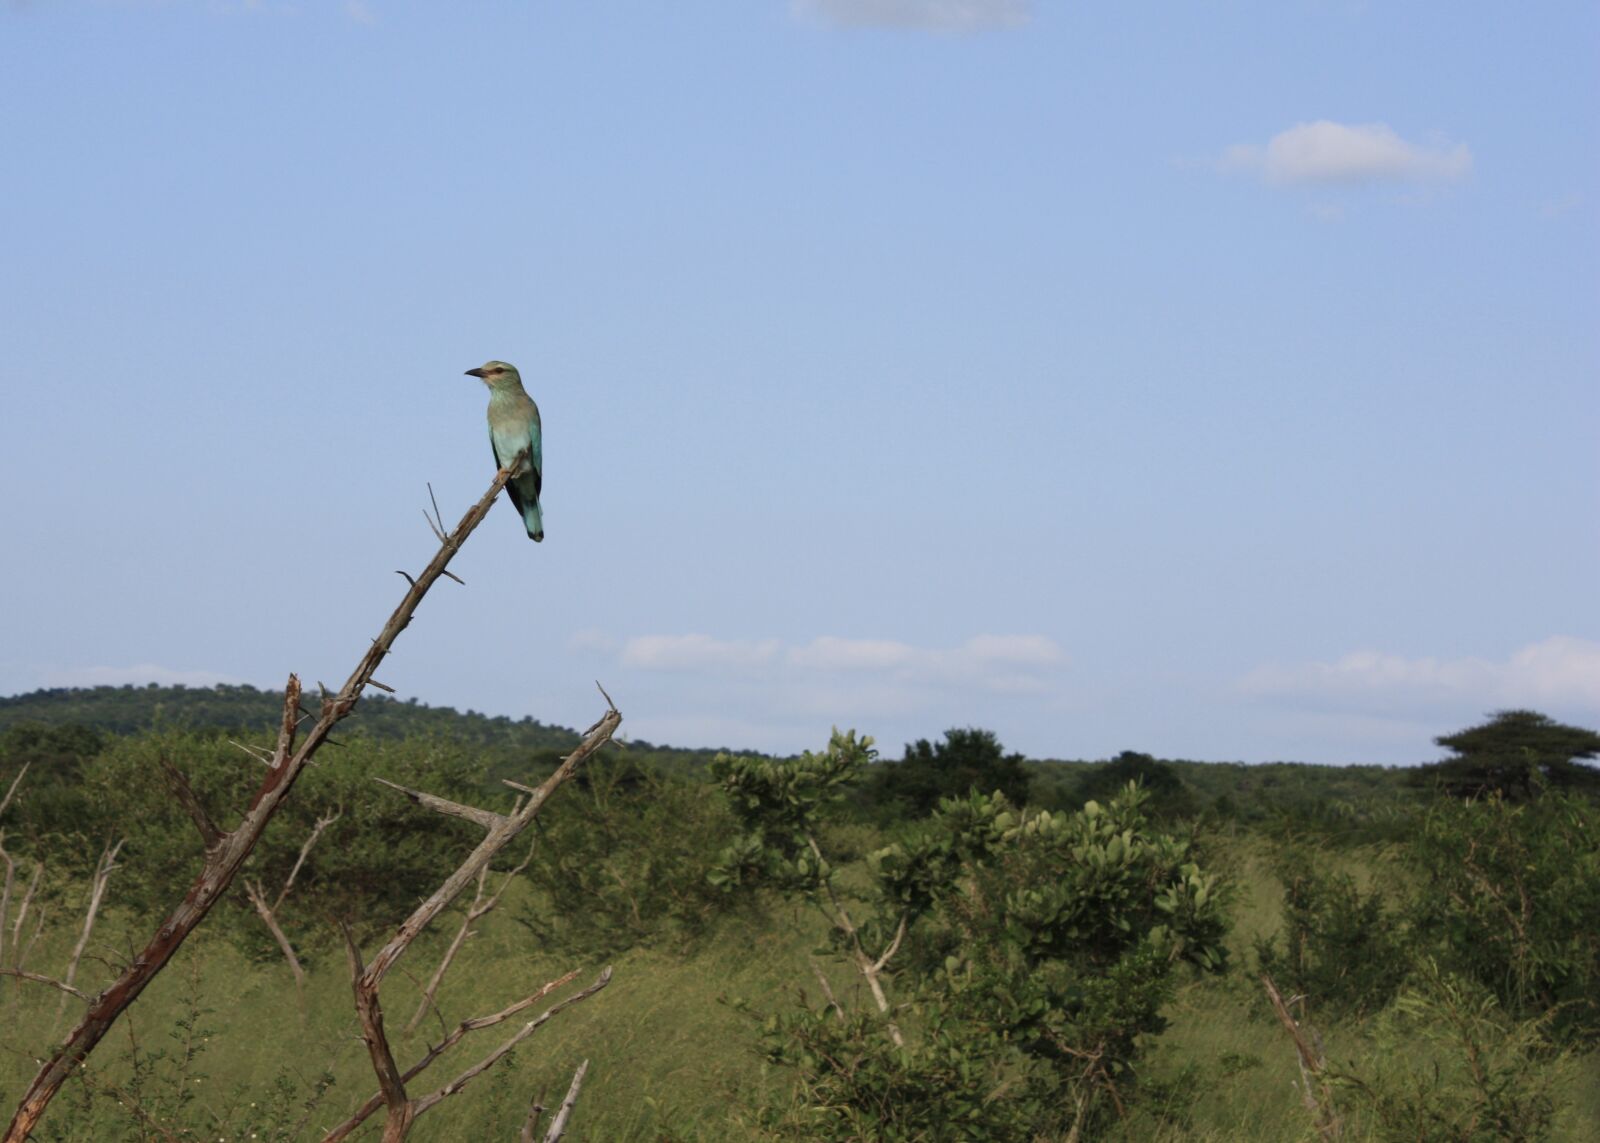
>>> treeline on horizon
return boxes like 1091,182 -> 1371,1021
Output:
0,680 -> 1427,832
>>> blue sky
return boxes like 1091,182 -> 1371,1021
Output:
2,1 -> 1595,764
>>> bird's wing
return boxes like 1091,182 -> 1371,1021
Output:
490,433 -> 530,515
527,420 -> 543,501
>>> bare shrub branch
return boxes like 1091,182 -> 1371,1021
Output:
0,969 -> 89,1002
1262,973 -> 1343,1141
334,691 -> 621,1141
56,840 -> 124,1028
404,834 -> 538,1037
541,1058 -> 589,1143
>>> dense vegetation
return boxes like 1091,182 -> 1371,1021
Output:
0,689 -> 1596,1140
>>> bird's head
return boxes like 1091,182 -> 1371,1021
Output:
464,360 -> 521,388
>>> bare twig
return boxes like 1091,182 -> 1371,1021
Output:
0,764 -> 29,821
404,834 -> 538,1036
520,1092 -> 547,1143
4,461 -> 522,1143
373,778 -> 507,832
244,879 -> 307,1000
541,1059 -> 589,1143
1262,974 -> 1342,1142
804,832 -> 906,1046
0,835 -> 14,968
319,968 -> 606,1143
56,840 -> 124,1027
0,969 -> 89,1002
9,861 -> 44,963
158,757 -> 222,851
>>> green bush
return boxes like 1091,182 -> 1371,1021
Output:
518,756 -> 745,955
1254,847 -> 1408,1017
1406,791 -> 1600,1044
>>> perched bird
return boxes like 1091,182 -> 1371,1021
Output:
465,360 -> 544,541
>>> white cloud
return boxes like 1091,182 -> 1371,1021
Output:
614,631 -> 1065,699
1222,120 -> 1472,186
620,633 -> 781,672
1239,636 -> 1600,714
793,0 -> 1029,32
37,663 -> 245,688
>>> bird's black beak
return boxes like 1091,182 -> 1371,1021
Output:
464,368 -> 486,378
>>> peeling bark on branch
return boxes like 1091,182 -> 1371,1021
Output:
2,462 -> 520,1143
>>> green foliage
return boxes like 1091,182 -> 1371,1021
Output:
0,682 -> 580,757
709,729 -> 875,894
1407,791 -> 1600,1044
1335,961 -> 1564,1143
1414,709 -> 1600,801
519,756 -> 745,955
1254,847 -> 1409,1017
719,743 -> 1231,1139
865,727 -> 1030,819
1068,751 -> 1199,821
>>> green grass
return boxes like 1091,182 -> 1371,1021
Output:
2,838 -> 1596,1141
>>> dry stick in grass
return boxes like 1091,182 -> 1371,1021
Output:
1262,973 -> 1343,1142
541,1058 -> 589,1143
8,862 -> 43,963
403,832 -> 538,1037
0,762 -> 34,969
54,839 -> 125,1029
244,807 -> 342,1003
330,695 -> 622,1143
2,458 -> 524,1143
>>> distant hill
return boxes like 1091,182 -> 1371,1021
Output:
0,683 -> 583,753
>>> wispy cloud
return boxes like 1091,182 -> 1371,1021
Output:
793,0 -> 1029,32
37,663 -> 245,689
620,633 -> 783,672
1239,636 -> 1600,714
1221,120 -> 1472,186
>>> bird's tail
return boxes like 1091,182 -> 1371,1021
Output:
523,500 -> 544,543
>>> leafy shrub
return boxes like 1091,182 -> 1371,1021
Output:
1254,847 -> 1408,1017
519,756 -> 744,955
1406,791 -> 1600,1044
1335,960 -> 1564,1143
716,733 -> 1229,1141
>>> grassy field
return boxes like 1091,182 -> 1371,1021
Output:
2,832 -> 1595,1141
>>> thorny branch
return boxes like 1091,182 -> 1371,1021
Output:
3,458 -> 525,1143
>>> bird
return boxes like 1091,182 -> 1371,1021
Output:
465,360 -> 543,541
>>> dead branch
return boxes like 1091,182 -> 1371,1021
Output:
403,834 -> 538,1037
319,967 -> 608,1143
8,860 -> 44,963
158,756 -> 222,851
804,832 -> 906,1047
540,1058 -> 589,1143
0,764 -> 28,821
1262,974 -> 1342,1142
520,1092 -> 546,1143
0,836 -> 13,968
57,840 -> 124,1027
0,969 -> 89,1002
244,808 -> 342,1002
338,691 -> 621,1142
3,461 -> 523,1143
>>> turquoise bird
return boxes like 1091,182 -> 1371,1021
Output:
466,360 -> 544,541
